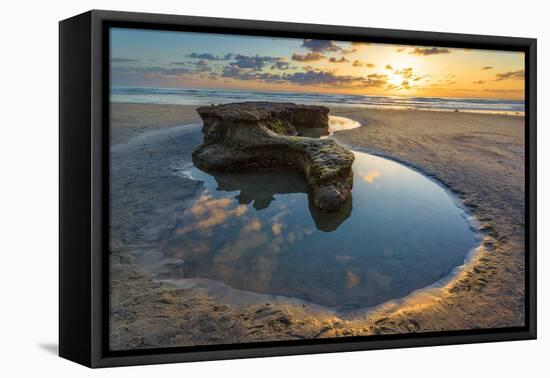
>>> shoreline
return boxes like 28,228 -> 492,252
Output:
112,100 -> 524,117
109,102 -> 525,350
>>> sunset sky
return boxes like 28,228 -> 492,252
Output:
110,28 -> 525,99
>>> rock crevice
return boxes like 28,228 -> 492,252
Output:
192,102 -> 354,212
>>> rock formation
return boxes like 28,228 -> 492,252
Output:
192,102 -> 354,212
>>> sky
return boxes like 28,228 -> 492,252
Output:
110,28 -> 525,100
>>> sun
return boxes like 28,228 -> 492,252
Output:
387,73 -> 404,87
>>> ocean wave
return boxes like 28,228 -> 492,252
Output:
111,87 -> 524,113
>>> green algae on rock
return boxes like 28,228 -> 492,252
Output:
192,102 -> 354,212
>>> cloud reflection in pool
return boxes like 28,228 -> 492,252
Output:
159,144 -> 477,309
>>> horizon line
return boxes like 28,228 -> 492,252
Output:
110,84 -> 525,102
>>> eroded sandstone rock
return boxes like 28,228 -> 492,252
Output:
192,102 -> 354,212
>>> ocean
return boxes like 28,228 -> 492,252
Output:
111,87 -> 524,114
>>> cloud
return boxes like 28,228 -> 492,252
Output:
231,54 -> 283,70
291,52 -> 326,62
283,70 -> 348,85
410,47 -> 451,55
385,64 -> 393,70
110,58 -> 139,63
301,39 -> 342,53
401,80 -> 411,90
472,80 -> 485,84
256,72 -> 284,82
170,60 -> 212,72
187,52 -> 233,61
367,73 -> 387,79
221,65 -> 284,82
194,60 -> 211,72
271,61 -> 291,70
352,60 -> 374,68
221,65 -> 258,81
480,66 -> 494,70
413,75 -> 428,82
385,76 -> 417,91
494,69 -> 524,81
219,67 -> 389,88
396,48 -> 405,53
328,56 -> 349,63
284,70 -> 387,88
394,67 -> 414,79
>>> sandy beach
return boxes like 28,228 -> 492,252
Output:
109,103 -> 525,350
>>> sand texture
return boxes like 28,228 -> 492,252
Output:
110,103 -> 201,145
109,103 -> 525,350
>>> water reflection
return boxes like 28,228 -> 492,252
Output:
326,116 -> 362,134
362,170 -> 381,184
202,169 -> 352,232
297,115 -> 361,138
154,149 -> 477,309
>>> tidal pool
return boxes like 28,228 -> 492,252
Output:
159,123 -> 479,309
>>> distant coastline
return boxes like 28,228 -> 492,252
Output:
111,87 -> 525,115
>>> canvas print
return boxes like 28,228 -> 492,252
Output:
108,27 -> 525,351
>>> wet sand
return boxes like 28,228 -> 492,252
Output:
109,103 -> 525,350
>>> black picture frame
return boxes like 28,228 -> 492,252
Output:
59,9 -> 537,368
